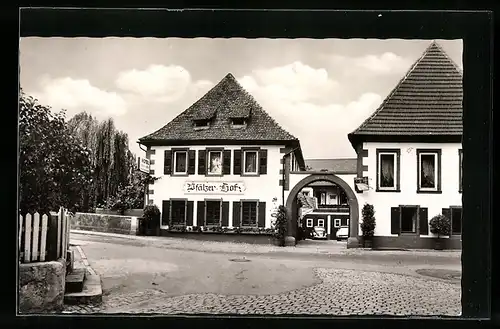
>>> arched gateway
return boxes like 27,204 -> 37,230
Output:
285,174 -> 360,248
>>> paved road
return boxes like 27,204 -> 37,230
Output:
65,232 -> 461,316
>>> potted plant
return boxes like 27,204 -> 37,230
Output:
142,204 -> 160,236
271,205 -> 287,246
360,203 -> 376,248
429,214 -> 451,250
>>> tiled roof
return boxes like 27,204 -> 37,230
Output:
305,158 -> 357,173
139,73 -> 299,143
349,41 -> 463,138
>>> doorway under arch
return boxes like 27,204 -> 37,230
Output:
285,174 -> 360,248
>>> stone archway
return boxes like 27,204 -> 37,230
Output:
285,174 -> 360,248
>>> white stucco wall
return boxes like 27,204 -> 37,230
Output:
148,144 -> 285,229
356,142 -> 463,237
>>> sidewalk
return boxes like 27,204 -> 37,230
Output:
70,229 -> 461,258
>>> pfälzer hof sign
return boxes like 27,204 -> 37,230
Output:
184,181 -> 246,195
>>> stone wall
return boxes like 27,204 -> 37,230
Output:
71,212 -> 138,235
19,259 -> 66,313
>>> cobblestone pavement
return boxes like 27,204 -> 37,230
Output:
63,268 -> 461,316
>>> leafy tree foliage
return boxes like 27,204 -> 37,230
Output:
429,214 -> 451,238
19,90 -> 92,214
360,203 -> 376,237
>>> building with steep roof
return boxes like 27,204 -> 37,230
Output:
347,41 -> 463,249
139,73 -> 306,236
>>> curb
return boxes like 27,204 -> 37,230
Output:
74,244 -> 97,276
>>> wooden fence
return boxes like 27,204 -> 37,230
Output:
18,207 -> 71,263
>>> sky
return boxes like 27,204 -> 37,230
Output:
19,38 -> 463,160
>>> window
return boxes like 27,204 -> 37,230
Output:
318,219 -> 325,227
376,149 -> 400,191
459,149 -> 463,192
241,201 -> 258,226
401,206 -> 418,234
451,207 -> 462,236
339,191 -> 348,205
417,149 -> 441,192
320,192 -> 326,205
243,150 -> 258,175
303,191 -> 310,197
231,118 -> 246,126
306,219 -> 313,228
171,200 -> 187,225
194,119 -> 210,129
174,151 -> 187,174
205,201 -> 222,226
207,151 -> 222,175
334,218 -> 341,228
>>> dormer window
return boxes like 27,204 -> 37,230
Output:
193,119 -> 210,130
231,118 -> 247,128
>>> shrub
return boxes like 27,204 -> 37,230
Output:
271,205 -> 287,246
143,204 -> 160,222
360,203 -> 376,238
429,214 -> 451,238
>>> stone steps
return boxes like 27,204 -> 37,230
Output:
64,252 -> 103,306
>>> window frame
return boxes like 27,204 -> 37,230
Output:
317,219 -> 325,228
376,148 -> 401,192
169,198 -> 188,225
204,199 -> 223,227
399,205 -> 420,235
172,149 -> 189,176
240,199 -> 259,227
242,149 -> 259,176
416,149 -> 442,193
206,148 -> 224,176
450,205 -> 463,236
306,218 -> 313,228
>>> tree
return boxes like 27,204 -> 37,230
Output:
19,90 -> 92,214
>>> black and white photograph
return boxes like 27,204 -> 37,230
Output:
18,31 -> 467,316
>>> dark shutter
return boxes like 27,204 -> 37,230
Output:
442,208 -> 451,233
259,149 -> 268,175
233,150 -> 242,175
221,202 -> 229,227
197,201 -> 205,226
419,207 -> 429,235
391,207 -> 400,235
187,150 -> 196,175
223,150 -> 232,175
198,150 -> 206,175
232,201 -> 241,227
161,200 -> 170,226
258,202 -> 266,228
186,201 -> 194,226
164,150 -> 172,175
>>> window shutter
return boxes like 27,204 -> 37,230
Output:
187,150 -> 196,175
233,150 -> 242,175
419,207 -> 429,235
223,150 -> 232,175
391,207 -> 400,235
222,201 -> 229,227
198,150 -> 206,175
186,201 -> 194,226
442,208 -> 451,233
259,149 -> 268,175
161,200 -> 170,226
197,201 -> 205,226
164,150 -> 172,175
258,201 -> 266,228
232,201 -> 241,227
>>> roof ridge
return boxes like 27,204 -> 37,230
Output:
431,41 -> 464,75
349,41 -> 447,135
231,74 -> 299,140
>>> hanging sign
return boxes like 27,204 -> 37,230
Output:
138,157 -> 150,174
183,181 -> 246,195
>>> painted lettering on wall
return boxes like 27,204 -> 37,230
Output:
183,181 -> 246,194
